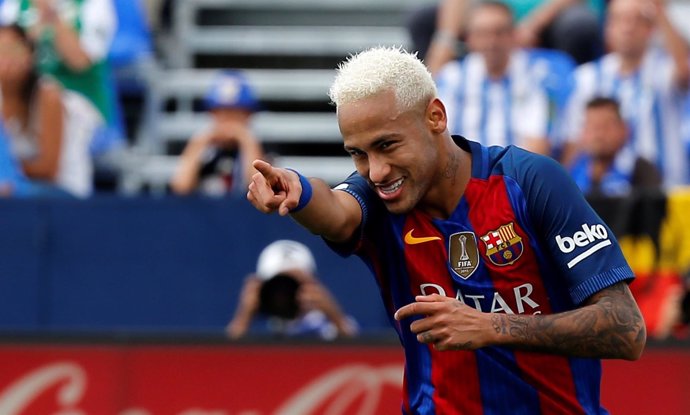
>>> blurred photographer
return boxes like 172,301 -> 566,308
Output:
226,240 -> 359,340
170,70 -> 264,196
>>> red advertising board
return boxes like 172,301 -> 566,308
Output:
0,343 -> 687,414
0,344 -> 404,415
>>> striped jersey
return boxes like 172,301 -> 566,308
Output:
435,50 -> 551,149
330,136 -> 633,414
564,49 -> 688,187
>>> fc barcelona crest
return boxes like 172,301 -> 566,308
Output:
449,232 -> 479,279
480,223 -> 524,266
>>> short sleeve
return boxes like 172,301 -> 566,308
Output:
509,150 -> 634,304
326,172 -> 382,257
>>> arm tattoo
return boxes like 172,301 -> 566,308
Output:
491,282 -> 646,359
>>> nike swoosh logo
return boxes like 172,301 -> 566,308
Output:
404,229 -> 442,245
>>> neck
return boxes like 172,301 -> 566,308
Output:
487,63 -> 508,80
619,52 -> 644,75
589,156 -> 615,182
486,56 -> 509,80
421,135 -> 472,219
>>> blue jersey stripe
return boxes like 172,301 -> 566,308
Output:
388,215 -> 437,413
476,347 -> 541,414
569,358 -> 608,415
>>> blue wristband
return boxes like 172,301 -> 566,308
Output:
286,169 -> 313,212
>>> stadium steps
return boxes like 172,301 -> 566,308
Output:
165,0 -> 430,68
124,0 -> 435,193
138,68 -> 340,152
123,68 -> 350,192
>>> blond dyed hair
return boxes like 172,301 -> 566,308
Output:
328,46 -> 437,113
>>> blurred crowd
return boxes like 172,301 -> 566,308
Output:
0,0 -> 145,197
0,0 -> 688,338
0,0 -> 688,198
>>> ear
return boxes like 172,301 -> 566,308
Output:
427,98 -> 448,134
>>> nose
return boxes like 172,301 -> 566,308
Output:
367,153 -> 391,184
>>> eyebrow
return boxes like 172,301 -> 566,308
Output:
344,133 -> 400,152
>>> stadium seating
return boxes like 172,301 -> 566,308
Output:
163,0 -> 427,68
120,0 -> 436,192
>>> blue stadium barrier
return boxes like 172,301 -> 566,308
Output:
0,196 -> 390,334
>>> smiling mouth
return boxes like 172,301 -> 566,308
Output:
377,178 -> 404,195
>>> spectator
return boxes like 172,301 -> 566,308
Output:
0,0 -> 118,152
226,240 -> 359,340
170,71 -> 264,196
108,0 -> 155,142
569,97 -> 662,197
0,24 -> 100,197
564,0 -> 689,187
435,1 -> 552,155
408,0 -> 603,75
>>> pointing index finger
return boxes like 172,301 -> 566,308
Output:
252,159 -> 275,178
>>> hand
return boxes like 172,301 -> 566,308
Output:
649,0 -> 666,11
237,275 -> 262,312
0,183 -> 13,197
33,0 -> 59,24
634,0 -> 664,23
298,278 -> 358,337
226,276 -> 262,339
394,294 -> 493,351
425,39 -> 458,75
208,120 -> 253,147
247,160 -> 303,216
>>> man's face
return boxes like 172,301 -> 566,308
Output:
581,105 -> 628,158
606,0 -> 654,57
466,5 -> 514,70
338,90 -> 443,214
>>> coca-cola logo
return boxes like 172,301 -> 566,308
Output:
275,364 -> 402,415
0,361 -> 86,415
0,361 -> 403,415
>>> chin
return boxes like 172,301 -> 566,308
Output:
383,198 -> 415,215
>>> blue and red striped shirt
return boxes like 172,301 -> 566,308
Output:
330,136 -> 633,414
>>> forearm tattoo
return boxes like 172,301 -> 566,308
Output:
490,282 -> 646,359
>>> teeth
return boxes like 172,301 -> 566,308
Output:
379,178 -> 404,194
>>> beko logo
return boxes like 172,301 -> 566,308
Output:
555,223 -> 611,268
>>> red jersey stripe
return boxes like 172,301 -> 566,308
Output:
464,177 -> 585,415
402,211 -> 484,415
